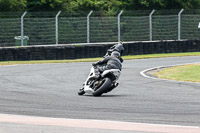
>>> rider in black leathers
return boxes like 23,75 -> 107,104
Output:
92,51 -> 122,79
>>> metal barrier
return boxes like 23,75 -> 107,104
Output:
1,10 -> 200,47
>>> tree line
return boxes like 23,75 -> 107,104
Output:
0,0 -> 200,12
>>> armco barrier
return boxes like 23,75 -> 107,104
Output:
0,40 -> 200,61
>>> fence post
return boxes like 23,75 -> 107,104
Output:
21,11 -> 27,46
55,11 -> 62,45
178,9 -> 184,40
149,10 -> 155,41
118,10 -> 123,42
87,10 -> 93,43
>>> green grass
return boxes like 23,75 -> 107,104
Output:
154,63 -> 200,83
0,52 -> 200,66
123,52 -> 200,59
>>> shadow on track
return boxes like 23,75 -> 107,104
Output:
81,94 -> 127,97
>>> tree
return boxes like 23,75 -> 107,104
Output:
0,0 -> 27,12
27,0 -> 65,11
1,0 -> 200,12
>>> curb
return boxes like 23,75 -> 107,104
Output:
140,62 -> 200,85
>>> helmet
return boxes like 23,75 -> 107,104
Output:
111,51 -> 120,59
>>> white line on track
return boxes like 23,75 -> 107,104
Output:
0,114 -> 199,133
140,62 -> 200,85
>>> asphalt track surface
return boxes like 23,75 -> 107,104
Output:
0,56 -> 200,132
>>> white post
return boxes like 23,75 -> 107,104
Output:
149,10 -> 155,41
118,10 -> 123,42
178,9 -> 184,40
21,11 -> 27,46
87,10 -> 93,43
56,11 -> 62,45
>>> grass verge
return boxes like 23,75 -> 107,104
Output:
0,52 -> 200,66
153,63 -> 200,83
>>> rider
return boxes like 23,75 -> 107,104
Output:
105,42 -> 124,63
92,51 -> 122,79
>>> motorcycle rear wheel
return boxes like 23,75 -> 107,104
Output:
93,78 -> 112,96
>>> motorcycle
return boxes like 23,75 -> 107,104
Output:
78,42 -> 124,96
78,66 -> 121,96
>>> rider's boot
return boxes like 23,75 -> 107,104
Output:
90,68 -> 101,80
89,74 -> 101,80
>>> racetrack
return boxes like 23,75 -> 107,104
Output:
0,56 -> 200,129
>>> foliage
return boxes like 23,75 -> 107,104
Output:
27,0 -> 65,11
1,0 -> 200,12
0,0 -> 27,11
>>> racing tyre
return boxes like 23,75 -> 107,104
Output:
93,78 -> 112,96
78,88 -> 85,95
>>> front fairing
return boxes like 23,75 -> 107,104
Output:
83,66 -> 95,94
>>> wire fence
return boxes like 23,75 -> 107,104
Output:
1,10 -> 200,47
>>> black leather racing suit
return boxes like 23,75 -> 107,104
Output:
93,56 -> 122,73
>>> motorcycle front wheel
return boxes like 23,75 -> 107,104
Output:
93,78 -> 112,96
78,87 -> 85,95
